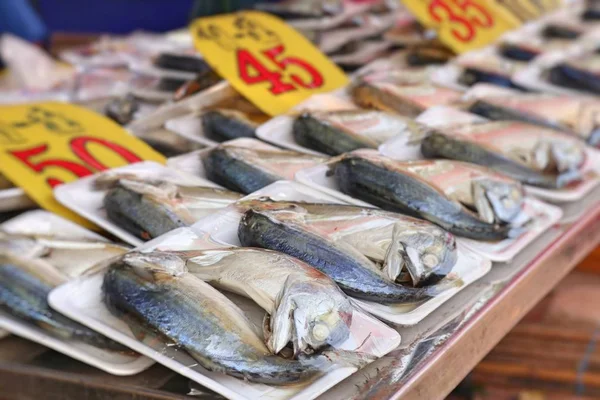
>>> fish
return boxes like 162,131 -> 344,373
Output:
292,110 -> 430,156
201,109 -> 258,142
0,232 -> 129,278
137,128 -> 205,157
96,173 -> 242,240
329,151 -> 515,240
238,198 -> 458,295
350,80 -> 462,117
126,248 -> 352,355
541,24 -> 581,40
464,91 -> 600,147
421,122 -> 586,188
203,144 -> 327,194
0,253 -> 127,352
153,53 -> 210,74
403,45 -> 454,67
103,254 -> 372,385
104,94 -> 139,126
458,67 -> 529,91
547,54 -> 600,95
173,70 -> 222,101
254,0 -> 342,19
498,43 -> 540,62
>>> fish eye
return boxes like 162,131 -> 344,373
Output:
311,323 -> 330,342
422,253 -> 439,268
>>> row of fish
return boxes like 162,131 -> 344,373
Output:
0,233 -> 130,352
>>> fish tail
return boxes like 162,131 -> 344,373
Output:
424,275 -> 464,297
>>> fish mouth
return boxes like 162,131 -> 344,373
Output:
383,223 -> 457,287
472,179 -> 524,224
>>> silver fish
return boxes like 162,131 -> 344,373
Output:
237,198 -> 458,290
128,248 -> 352,355
104,252 -> 372,385
96,172 -> 242,240
203,144 -> 327,194
293,110 -> 429,156
0,253 -> 128,352
422,122 -> 587,188
0,232 -> 129,278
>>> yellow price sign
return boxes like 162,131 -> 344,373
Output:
190,11 -> 349,116
0,102 -> 165,226
401,0 -> 522,53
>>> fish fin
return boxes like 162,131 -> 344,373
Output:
267,279 -> 295,355
472,181 -> 496,224
425,274 -> 464,297
382,227 -> 406,282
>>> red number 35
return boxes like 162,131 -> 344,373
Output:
237,44 -> 324,95
429,0 -> 494,42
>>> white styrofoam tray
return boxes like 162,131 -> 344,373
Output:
295,161 -> 563,263
190,180 -> 491,326
49,227 -> 400,400
380,106 -> 600,204
0,210 -> 153,375
255,93 -> 357,156
166,138 -> 283,179
53,161 -> 226,247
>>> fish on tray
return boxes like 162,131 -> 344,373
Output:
546,52 -> 600,95
203,143 -> 327,194
136,128 -> 205,157
329,150 -> 525,240
350,80 -> 462,118
95,172 -> 242,240
237,198 -> 459,296
124,248 -> 352,356
201,109 -> 258,142
103,253 -> 372,385
463,88 -> 600,147
0,253 -> 128,352
292,109 -> 431,156
0,232 -> 129,278
421,121 -> 587,189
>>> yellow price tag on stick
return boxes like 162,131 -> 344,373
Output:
0,102 -> 165,227
190,11 -> 349,116
401,0 -> 522,53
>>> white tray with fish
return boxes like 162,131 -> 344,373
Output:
54,161 -> 235,247
167,137 -> 327,195
0,210 -> 154,375
167,138 -> 301,180
295,157 -> 563,263
190,180 -> 491,326
256,93 -> 357,156
381,107 -> 600,203
49,227 -> 401,400
165,98 -> 266,147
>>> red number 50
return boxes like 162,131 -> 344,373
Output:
9,136 -> 143,188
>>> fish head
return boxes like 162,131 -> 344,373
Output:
291,287 -> 353,354
473,178 -> 524,224
389,223 -> 458,287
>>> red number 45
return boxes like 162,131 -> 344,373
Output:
237,45 -> 324,95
